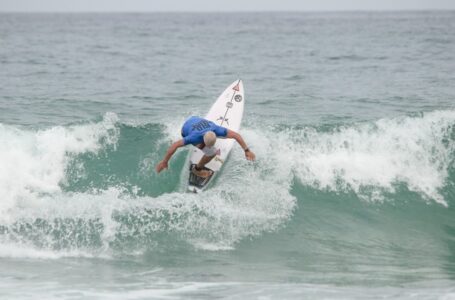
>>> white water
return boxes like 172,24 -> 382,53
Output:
0,110 -> 453,258
264,110 -> 455,206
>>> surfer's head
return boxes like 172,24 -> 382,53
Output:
203,131 -> 216,147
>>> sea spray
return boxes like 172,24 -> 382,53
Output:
0,110 -> 453,258
268,110 -> 455,206
0,113 -> 119,216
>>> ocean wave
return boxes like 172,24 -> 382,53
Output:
270,109 -> 455,206
0,110 -> 453,258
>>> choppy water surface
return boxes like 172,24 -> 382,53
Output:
0,11 -> 454,299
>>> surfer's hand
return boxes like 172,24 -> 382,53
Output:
245,150 -> 255,161
156,160 -> 168,173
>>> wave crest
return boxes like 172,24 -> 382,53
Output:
0,110 -> 453,258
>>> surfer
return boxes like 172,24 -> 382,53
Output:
156,116 -> 255,177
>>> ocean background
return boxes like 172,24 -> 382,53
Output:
0,11 -> 455,299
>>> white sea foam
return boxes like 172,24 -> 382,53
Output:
0,113 -> 119,219
0,242 -> 99,259
0,110 -> 453,258
265,110 -> 455,206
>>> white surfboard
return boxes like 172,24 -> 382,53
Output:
187,79 -> 245,193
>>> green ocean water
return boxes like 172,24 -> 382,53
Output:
0,11 -> 455,299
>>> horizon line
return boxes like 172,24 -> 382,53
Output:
1,8 -> 454,14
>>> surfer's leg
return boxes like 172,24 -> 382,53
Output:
197,154 -> 215,169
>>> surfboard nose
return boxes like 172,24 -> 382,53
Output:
232,79 -> 243,92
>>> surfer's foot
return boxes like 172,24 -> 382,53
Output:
192,166 -> 212,178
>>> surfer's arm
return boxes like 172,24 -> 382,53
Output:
156,139 -> 185,173
226,130 -> 256,161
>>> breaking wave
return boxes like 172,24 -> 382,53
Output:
0,110 -> 453,258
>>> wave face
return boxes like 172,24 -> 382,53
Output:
0,110 -> 454,260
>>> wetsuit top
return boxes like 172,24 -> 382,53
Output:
181,116 -> 228,146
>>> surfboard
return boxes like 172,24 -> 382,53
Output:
187,79 -> 245,193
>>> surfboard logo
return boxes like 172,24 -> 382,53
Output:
233,83 -> 240,91
217,116 -> 229,125
234,95 -> 242,102
226,102 -> 233,108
